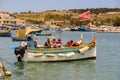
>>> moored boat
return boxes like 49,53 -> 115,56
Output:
78,26 -> 91,32
36,33 -> 52,36
23,36 -> 97,62
12,27 -> 43,41
0,26 -> 12,37
12,37 -> 27,41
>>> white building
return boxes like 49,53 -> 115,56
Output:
0,11 -> 25,25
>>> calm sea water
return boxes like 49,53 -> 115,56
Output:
0,31 -> 120,80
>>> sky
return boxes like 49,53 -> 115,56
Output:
0,0 -> 120,13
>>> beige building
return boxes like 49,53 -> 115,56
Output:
45,20 -> 69,26
0,11 -> 25,25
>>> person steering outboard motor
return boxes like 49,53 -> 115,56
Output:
14,41 -> 26,62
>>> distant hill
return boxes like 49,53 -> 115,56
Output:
10,8 -> 120,26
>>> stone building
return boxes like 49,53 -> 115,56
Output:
0,11 -> 25,25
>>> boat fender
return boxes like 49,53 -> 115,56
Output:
58,53 -> 66,57
66,52 -> 75,57
27,53 -> 34,58
33,53 -> 43,57
46,54 -> 55,57
79,46 -> 89,53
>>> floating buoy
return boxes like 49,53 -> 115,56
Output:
79,46 -> 89,53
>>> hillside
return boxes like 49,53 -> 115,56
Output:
10,8 -> 120,27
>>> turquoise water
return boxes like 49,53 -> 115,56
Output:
0,31 -> 119,80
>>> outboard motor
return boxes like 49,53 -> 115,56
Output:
14,46 -> 25,62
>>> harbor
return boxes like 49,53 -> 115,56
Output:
0,31 -> 120,80
0,0 -> 120,80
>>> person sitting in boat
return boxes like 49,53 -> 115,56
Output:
65,40 -> 73,47
31,34 -> 38,48
27,36 -> 35,48
51,39 -> 57,48
72,41 -> 81,46
44,38 -> 51,48
56,39 -> 62,48
34,37 -> 38,48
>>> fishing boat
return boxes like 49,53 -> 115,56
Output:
12,37 -> 28,41
0,26 -> 12,37
36,33 -> 52,36
78,26 -> 91,32
12,27 -> 43,41
23,36 -> 96,62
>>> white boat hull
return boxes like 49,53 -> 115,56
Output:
23,47 -> 96,62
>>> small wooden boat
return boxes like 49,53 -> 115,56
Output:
12,37 -> 27,41
36,33 -> 52,36
0,26 -> 12,37
12,27 -> 42,41
78,26 -> 91,32
23,36 -> 97,62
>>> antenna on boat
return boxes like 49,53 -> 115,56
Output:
77,34 -> 83,44
80,34 -> 83,40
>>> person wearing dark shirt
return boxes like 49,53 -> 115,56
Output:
44,39 -> 51,48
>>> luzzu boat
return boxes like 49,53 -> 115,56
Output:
0,26 -> 12,37
12,37 -> 27,41
36,33 -> 52,36
23,36 -> 97,62
12,27 -> 42,41
78,26 -> 91,32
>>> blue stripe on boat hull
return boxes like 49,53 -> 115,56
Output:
12,37 -> 27,41
0,33 -> 12,37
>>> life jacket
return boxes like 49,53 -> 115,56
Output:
73,42 -> 80,46
67,40 -> 73,47
56,41 -> 62,44
51,40 -> 56,48
56,40 -> 62,48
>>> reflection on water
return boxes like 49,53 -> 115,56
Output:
10,60 -> 96,80
12,62 -> 25,80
